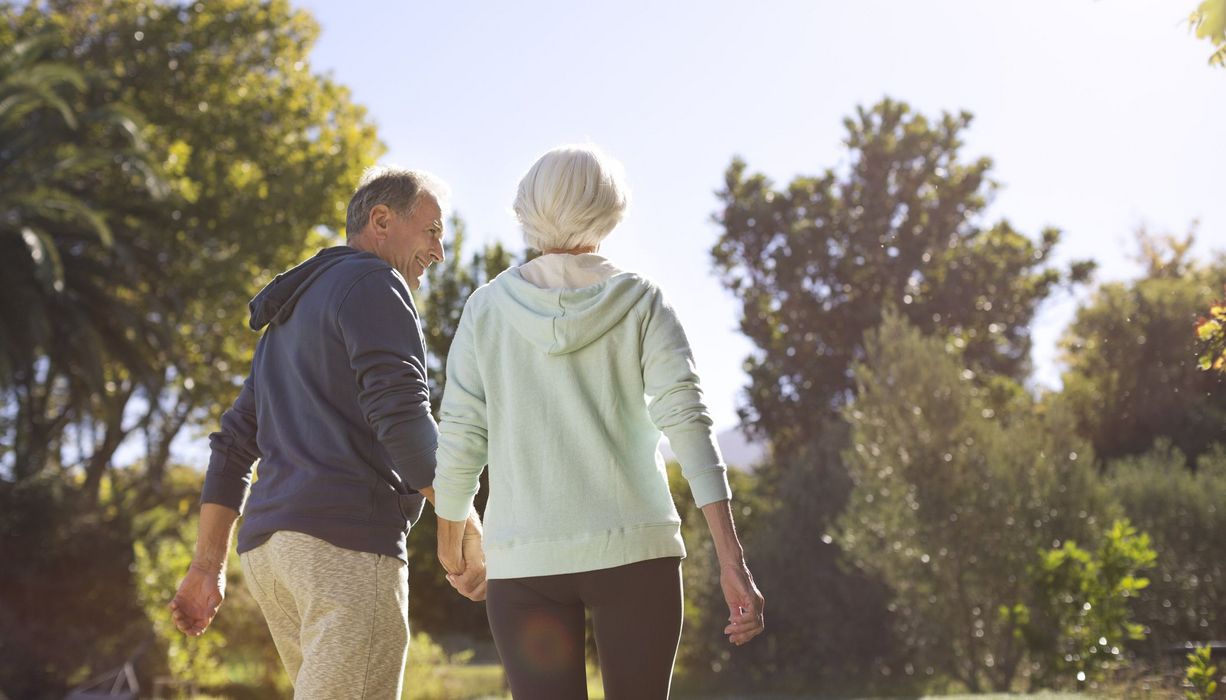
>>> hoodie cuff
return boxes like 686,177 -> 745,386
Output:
433,486 -> 477,522
200,452 -> 252,513
687,468 -> 733,508
388,414 -> 440,490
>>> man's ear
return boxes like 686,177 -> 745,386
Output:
368,204 -> 391,240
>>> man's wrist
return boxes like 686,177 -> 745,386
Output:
190,558 -> 225,576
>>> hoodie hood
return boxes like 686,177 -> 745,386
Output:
249,247 -> 370,330
488,267 -> 651,355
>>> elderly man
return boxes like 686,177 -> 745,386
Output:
170,167 -> 485,698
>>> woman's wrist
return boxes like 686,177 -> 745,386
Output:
719,557 -> 748,571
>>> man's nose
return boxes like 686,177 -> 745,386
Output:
432,240 -> 445,264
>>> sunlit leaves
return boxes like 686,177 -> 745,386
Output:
1189,0 -> 1226,67
1026,520 -> 1156,686
1196,288 -> 1226,372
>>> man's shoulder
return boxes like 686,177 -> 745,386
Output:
332,255 -> 412,304
334,251 -> 396,282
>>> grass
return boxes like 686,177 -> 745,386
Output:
398,665 -> 1096,700
400,663 -> 606,700
192,661 -> 1121,700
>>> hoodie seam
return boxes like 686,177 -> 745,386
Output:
551,288 -> 565,355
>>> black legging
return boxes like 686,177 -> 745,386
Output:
485,556 -> 684,700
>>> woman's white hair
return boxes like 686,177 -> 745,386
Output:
513,144 -> 630,252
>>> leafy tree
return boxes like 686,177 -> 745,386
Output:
712,97 -> 1092,458
4,0 -> 382,495
709,98 -> 1091,690
0,29 -> 171,484
1190,0 -> 1226,67
836,312 -> 1113,692
1059,232 -> 1226,464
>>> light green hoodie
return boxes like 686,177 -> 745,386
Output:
432,265 -> 731,579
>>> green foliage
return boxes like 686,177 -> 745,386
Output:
1108,442 -> 1226,650
1190,0 -> 1226,67
711,96 -> 1091,457
1059,232 -> 1226,464
837,311 -> 1113,692
403,631 -> 480,700
1023,520 -> 1155,688
1185,644 -> 1220,700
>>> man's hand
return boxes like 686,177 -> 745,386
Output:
169,561 -> 226,636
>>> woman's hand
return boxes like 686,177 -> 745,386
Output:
719,562 -> 765,646
454,523 -> 487,601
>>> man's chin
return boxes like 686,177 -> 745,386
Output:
399,265 -> 423,289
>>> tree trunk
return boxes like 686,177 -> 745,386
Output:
81,384 -> 134,503
145,390 -> 195,490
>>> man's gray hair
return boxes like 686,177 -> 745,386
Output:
346,166 -> 451,239
513,144 -> 629,252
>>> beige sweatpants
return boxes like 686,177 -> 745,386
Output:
239,530 -> 409,699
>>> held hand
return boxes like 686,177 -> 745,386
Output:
447,526 -> 487,602
169,561 -> 225,637
720,563 -> 765,646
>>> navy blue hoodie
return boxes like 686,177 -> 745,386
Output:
201,247 -> 437,561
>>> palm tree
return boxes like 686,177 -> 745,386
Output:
0,31 -> 170,483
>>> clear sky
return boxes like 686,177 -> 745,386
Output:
296,0 -> 1226,432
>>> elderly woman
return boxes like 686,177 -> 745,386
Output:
432,144 -> 764,699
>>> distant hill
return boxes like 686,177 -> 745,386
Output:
659,426 -> 767,472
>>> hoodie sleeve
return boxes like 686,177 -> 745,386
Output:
202,373 -> 260,512
641,288 -> 732,507
338,269 -> 438,490
433,302 -> 488,521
